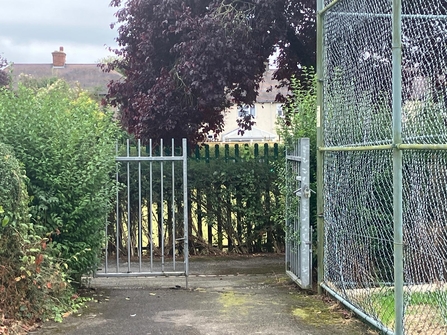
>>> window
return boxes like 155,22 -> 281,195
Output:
276,104 -> 284,117
238,105 -> 256,118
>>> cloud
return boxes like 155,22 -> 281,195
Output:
0,0 -> 119,63
1,39 -> 116,64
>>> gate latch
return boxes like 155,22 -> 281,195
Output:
303,186 -> 311,198
295,185 -> 314,199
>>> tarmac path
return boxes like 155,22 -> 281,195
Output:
31,254 -> 377,335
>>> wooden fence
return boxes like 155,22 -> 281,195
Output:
109,142 -> 285,256
188,143 -> 284,254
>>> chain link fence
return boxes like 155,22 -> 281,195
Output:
317,1 -> 447,334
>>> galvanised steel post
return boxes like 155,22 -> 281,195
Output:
392,0 -> 404,334
182,138 -> 189,288
316,0 -> 325,295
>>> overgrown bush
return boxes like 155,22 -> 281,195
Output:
0,143 -> 77,331
276,68 -> 317,259
0,81 -> 120,282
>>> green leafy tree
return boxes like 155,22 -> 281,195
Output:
104,0 -> 315,143
0,80 -> 120,281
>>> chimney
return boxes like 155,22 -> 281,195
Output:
52,46 -> 66,67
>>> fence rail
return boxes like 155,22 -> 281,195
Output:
191,142 -> 280,162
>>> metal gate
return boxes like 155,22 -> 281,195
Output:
96,138 -> 189,287
285,138 -> 312,289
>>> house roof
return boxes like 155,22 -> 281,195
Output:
221,127 -> 277,142
256,69 -> 289,103
8,63 -> 122,95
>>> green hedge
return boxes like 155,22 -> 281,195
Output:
0,82 -> 120,280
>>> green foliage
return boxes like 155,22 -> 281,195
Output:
0,143 -> 28,226
370,288 -> 447,328
275,68 -> 317,257
0,80 -> 120,280
16,74 -> 59,90
276,69 -> 317,203
110,141 -> 284,254
188,145 -> 284,252
277,68 -> 317,165
0,143 -> 86,328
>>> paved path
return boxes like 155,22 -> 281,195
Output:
32,255 -> 377,335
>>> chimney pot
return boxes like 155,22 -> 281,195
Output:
52,46 -> 66,67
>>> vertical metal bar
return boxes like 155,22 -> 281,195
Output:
295,141 -> 299,279
149,139 -> 153,271
116,142 -> 120,273
300,138 -> 311,289
285,147 -> 290,273
138,139 -> 142,272
127,139 -> 131,273
160,139 -> 165,272
105,215 -> 108,274
292,143 -> 297,276
172,139 -> 176,271
392,0 -> 404,334
316,0 -> 325,295
183,138 -> 189,288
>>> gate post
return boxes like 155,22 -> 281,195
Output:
299,138 -> 311,289
182,138 -> 189,288
316,0 -> 325,296
285,138 -> 311,289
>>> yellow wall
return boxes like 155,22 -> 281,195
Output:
219,102 -> 282,141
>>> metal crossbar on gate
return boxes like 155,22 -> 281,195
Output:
285,138 -> 312,290
96,138 -> 189,288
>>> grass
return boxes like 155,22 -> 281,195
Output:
369,288 -> 447,329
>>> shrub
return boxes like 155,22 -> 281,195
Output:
0,81 -> 120,281
0,143 -> 74,328
275,68 -> 318,262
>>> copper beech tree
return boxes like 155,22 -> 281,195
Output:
103,0 -> 315,144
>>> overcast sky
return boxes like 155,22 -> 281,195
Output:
0,0 -> 119,64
